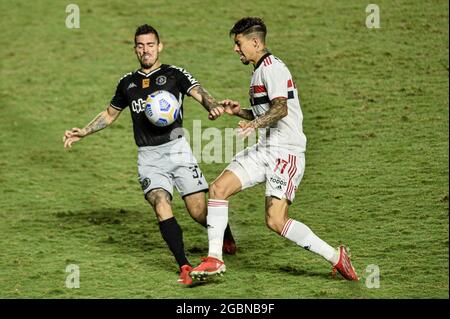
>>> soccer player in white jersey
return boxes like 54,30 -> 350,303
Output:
191,17 -> 358,281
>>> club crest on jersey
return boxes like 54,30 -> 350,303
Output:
141,178 -> 151,190
142,79 -> 150,88
156,75 -> 167,85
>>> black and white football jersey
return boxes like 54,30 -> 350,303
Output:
110,64 -> 199,147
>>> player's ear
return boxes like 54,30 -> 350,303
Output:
158,42 -> 164,53
252,37 -> 259,48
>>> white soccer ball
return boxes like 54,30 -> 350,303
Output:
145,90 -> 180,127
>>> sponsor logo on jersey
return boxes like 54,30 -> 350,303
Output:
127,82 -> 137,90
270,177 -> 287,186
131,98 -> 147,113
156,75 -> 167,85
142,79 -> 150,88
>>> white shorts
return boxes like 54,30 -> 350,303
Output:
226,144 -> 305,202
137,137 -> 208,199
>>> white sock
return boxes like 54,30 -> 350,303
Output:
281,219 -> 338,265
207,199 -> 228,261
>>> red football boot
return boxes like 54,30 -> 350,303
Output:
190,256 -> 226,279
223,225 -> 237,255
223,236 -> 237,255
178,264 -> 193,285
332,246 -> 359,281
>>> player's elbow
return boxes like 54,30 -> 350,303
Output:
271,98 -> 288,120
105,107 -> 120,125
274,105 -> 288,122
280,105 -> 288,119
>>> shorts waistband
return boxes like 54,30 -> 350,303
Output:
138,137 -> 186,151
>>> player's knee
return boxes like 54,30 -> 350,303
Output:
146,188 -> 171,210
191,210 -> 206,227
209,182 -> 229,200
189,203 -> 206,223
265,215 -> 284,234
189,205 -> 203,217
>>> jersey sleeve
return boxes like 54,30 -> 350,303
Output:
174,67 -> 200,95
262,63 -> 291,101
110,75 -> 129,110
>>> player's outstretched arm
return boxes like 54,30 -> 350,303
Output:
237,97 -> 287,138
189,85 -> 225,120
63,105 -> 122,148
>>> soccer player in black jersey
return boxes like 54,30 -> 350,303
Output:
63,24 -> 235,285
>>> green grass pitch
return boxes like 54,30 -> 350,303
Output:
0,0 -> 448,298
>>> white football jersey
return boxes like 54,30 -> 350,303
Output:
249,53 -> 307,152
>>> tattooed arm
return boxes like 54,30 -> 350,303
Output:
237,97 -> 288,138
235,108 -> 255,120
189,85 -> 226,120
250,97 -> 288,128
189,85 -> 257,121
63,105 -> 122,148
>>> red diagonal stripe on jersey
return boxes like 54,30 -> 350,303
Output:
265,56 -> 272,65
252,85 -> 267,93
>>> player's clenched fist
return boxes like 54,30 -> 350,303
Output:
237,120 -> 255,139
220,99 -> 241,115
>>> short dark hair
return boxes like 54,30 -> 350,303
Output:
134,24 -> 160,45
229,17 -> 267,42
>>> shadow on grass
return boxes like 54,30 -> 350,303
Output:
54,208 -> 166,261
53,208 -> 209,278
277,265 -> 332,280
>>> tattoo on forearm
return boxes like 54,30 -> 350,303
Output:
196,86 -> 222,111
250,98 -> 288,129
83,112 -> 109,135
237,108 -> 255,120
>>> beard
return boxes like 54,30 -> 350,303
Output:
140,61 -> 153,68
138,54 -> 157,69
